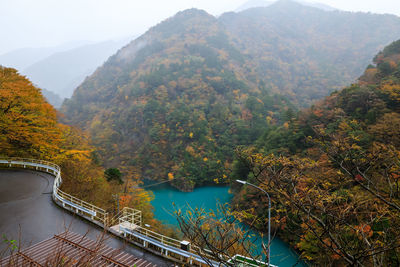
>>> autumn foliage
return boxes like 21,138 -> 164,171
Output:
0,67 -> 60,159
62,9 -> 291,191
232,40 -> 400,265
0,67 -> 146,213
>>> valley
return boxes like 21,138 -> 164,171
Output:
1,0 -> 400,265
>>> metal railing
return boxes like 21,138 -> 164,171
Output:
54,187 -> 108,223
0,158 -> 107,224
0,157 -> 269,266
134,225 -> 182,248
0,158 -> 210,264
118,207 -> 142,227
118,208 -> 228,264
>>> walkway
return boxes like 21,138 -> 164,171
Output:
0,158 -> 270,266
0,169 -> 171,266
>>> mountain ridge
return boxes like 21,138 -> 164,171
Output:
220,1 -> 400,104
22,39 -> 130,98
62,5 -> 400,190
235,0 -> 337,13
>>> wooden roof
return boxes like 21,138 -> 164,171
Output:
0,231 -> 157,267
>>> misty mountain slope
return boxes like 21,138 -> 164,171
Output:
41,89 -> 63,108
22,40 -> 129,98
235,0 -> 336,12
0,41 -> 92,71
235,0 -> 274,12
62,8 -> 291,190
63,2 -> 400,190
222,0 -> 400,104
0,47 -> 61,71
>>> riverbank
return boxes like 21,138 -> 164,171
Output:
142,179 -> 306,267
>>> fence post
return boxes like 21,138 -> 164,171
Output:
2,158 -> 227,266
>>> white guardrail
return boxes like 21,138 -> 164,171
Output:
0,158 -> 270,267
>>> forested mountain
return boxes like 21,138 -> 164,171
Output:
62,9 -> 291,191
222,0 -> 400,105
63,1 -> 400,190
0,67 -> 167,229
232,40 -> 400,265
0,67 -> 116,207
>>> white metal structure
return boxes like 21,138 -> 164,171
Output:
0,157 -> 270,266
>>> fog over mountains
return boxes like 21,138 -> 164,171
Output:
0,39 -> 130,106
235,0 -> 336,12
1,0 -> 398,108
61,0 -> 400,190
0,40 -> 92,71
22,39 -> 129,99
2,1 -> 400,264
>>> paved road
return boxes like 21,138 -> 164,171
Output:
0,169 -> 172,266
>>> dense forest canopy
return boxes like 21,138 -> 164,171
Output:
0,67 -> 159,226
62,1 -> 400,190
220,0 -> 400,105
231,39 -> 400,265
62,8 -> 292,191
0,66 -> 114,206
2,1 -> 400,264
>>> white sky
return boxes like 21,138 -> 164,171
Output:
1,0 -> 399,55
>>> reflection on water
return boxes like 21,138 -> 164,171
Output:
142,180 -> 307,267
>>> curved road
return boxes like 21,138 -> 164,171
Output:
0,169 -> 171,266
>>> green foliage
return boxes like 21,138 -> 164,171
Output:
378,61 -> 394,75
381,39 -> 400,58
104,168 -> 123,184
62,6 -> 400,190
232,40 -> 400,265
2,234 -> 17,251
61,9 -> 290,190
220,1 -> 400,106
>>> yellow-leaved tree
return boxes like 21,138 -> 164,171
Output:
0,66 -> 155,217
0,67 -> 60,159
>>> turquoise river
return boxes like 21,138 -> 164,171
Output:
144,181 -> 307,267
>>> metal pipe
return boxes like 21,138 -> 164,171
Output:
236,179 -> 271,266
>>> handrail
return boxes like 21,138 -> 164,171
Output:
0,157 -> 268,266
0,158 -> 107,224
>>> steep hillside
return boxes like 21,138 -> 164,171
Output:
62,9 -> 290,191
221,0 -> 400,105
232,40 -> 400,265
63,2 -> 400,190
